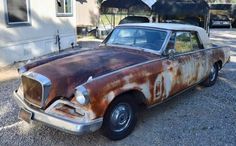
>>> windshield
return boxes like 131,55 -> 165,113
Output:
105,27 -> 168,52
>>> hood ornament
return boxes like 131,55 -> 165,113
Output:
87,76 -> 93,82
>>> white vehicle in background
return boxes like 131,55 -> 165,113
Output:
211,14 -> 232,28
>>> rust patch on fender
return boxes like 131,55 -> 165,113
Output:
81,59 -> 164,118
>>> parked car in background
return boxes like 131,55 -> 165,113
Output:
13,23 -> 230,141
119,16 -> 150,24
88,25 -> 113,39
210,14 -> 231,28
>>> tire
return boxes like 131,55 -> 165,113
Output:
102,95 -> 137,140
202,63 -> 219,87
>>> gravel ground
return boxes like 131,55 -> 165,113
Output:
0,29 -> 236,146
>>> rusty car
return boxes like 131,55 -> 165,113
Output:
13,23 -> 230,140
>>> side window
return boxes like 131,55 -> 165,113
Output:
4,0 -> 31,26
175,32 -> 192,53
191,32 -> 203,50
56,0 -> 73,17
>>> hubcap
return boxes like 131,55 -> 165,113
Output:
110,103 -> 132,132
210,65 -> 216,82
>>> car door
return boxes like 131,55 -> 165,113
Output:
153,31 -> 207,102
159,31 -> 202,99
171,31 -> 209,95
154,31 -> 196,101
190,31 -> 208,83
171,31 -> 197,95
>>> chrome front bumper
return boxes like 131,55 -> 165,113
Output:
13,90 -> 103,135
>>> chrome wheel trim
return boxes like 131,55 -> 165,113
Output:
210,65 -> 217,82
110,103 -> 132,132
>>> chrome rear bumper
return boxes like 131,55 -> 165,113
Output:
13,90 -> 103,135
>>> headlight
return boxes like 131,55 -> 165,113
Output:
75,86 -> 90,105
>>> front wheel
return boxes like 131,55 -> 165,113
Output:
202,63 -> 219,87
102,96 -> 137,140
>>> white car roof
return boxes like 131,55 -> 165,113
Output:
119,23 -> 211,48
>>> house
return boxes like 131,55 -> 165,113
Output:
76,0 -> 100,27
75,0 -> 100,38
0,0 -> 77,67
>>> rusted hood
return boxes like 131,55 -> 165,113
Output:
29,47 -> 158,105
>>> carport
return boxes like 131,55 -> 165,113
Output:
209,4 -> 233,17
100,0 -> 156,26
209,3 -> 236,28
101,0 -> 155,12
152,0 -> 210,32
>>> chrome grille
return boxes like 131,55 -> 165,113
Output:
22,76 -> 43,107
21,72 -> 51,108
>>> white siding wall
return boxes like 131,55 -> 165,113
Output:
76,0 -> 100,26
0,0 -> 77,67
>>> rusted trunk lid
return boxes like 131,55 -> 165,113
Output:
29,47 -> 159,106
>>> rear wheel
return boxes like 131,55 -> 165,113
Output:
102,95 -> 137,140
203,63 -> 219,87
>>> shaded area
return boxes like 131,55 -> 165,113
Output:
210,3 -> 232,11
209,3 -> 236,27
152,0 -> 210,31
152,0 -> 209,17
210,3 -> 236,16
100,0 -> 155,15
101,0 -> 151,10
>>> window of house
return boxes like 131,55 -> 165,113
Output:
175,32 -> 192,53
4,0 -> 31,26
56,0 -> 73,17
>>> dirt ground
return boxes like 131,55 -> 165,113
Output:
0,29 -> 235,146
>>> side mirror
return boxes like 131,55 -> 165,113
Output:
168,49 -> 176,60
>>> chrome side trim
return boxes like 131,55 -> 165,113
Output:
173,46 -> 226,57
13,90 -> 103,135
22,72 -> 51,108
